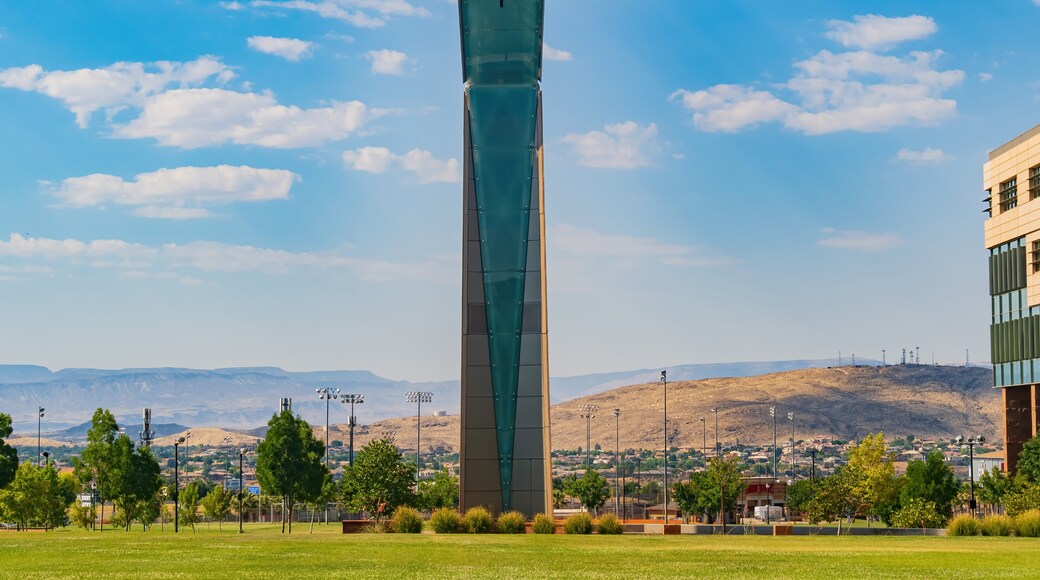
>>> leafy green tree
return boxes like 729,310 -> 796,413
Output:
845,433 -> 897,527
417,469 -> 459,511
978,467 -> 1013,512
890,497 -> 944,528
339,438 -> 415,521
0,462 -> 75,529
564,469 -> 610,514
77,408 -> 119,531
256,410 -> 328,534
109,435 -> 162,531
701,456 -> 747,523
178,481 -> 202,531
785,479 -> 819,515
1016,435 -> 1040,484
0,413 -> 18,489
672,476 -> 699,521
1003,476 -> 1040,516
804,470 -> 860,533
900,450 -> 959,523
201,484 -> 235,530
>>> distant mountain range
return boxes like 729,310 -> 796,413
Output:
0,358 -> 987,437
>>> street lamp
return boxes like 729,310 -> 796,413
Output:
37,406 -> 45,467
578,404 -> 599,469
405,391 -> 433,486
340,394 -> 365,466
769,407 -> 777,479
316,388 -> 340,470
710,407 -> 719,458
661,370 -> 669,523
955,435 -> 986,517
174,436 -> 186,533
238,448 -> 249,533
699,417 -> 707,469
787,412 -> 795,478
612,408 -> 620,516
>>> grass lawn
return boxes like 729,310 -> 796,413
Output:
0,523 -> 1033,579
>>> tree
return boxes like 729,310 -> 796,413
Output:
1016,435 -> 1040,484
339,438 -> 415,521
785,479 -> 819,515
701,456 -> 747,524
844,433 -> 897,527
977,467 -> 1013,513
256,410 -> 328,534
108,435 -> 162,531
901,450 -> 959,524
0,462 -> 75,529
0,413 -> 18,489
890,497 -> 944,528
78,408 -> 119,531
564,469 -> 610,514
417,469 -> 459,511
178,482 -> 202,531
201,484 -> 235,530
804,470 -> 860,533
672,476 -> 699,521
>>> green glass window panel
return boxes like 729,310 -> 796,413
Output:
466,83 -> 538,510
460,0 -> 543,85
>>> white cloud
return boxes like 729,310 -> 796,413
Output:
894,147 -> 949,164
343,147 -> 459,183
220,1 -> 245,9
114,88 -> 375,148
0,233 -> 453,283
247,0 -> 429,28
0,57 -> 232,128
552,224 -> 735,267
561,122 -> 661,169
47,165 -> 299,218
543,43 -> 573,62
979,72 -> 993,82
247,36 -> 316,61
672,19 -> 963,135
818,228 -> 902,251
364,49 -> 410,75
825,15 -> 937,51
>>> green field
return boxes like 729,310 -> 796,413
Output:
0,524 -> 1034,579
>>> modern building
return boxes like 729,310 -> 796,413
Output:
971,450 -> 1005,482
983,124 -> 1040,472
458,0 -> 552,516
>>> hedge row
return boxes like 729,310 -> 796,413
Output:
384,507 -> 624,534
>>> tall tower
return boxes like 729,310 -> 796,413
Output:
459,0 -> 551,516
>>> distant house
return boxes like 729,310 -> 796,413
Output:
971,451 -> 1005,481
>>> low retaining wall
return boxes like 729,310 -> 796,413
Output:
625,523 -> 946,536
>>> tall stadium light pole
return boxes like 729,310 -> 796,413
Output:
37,406 -> 45,467
316,388 -> 340,471
769,407 -> 777,479
174,436 -> 185,533
578,404 -> 599,469
699,417 -> 707,470
710,407 -> 719,458
787,412 -> 795,477
613,408 -> 620,515
340,394 -> 365,466
405,392 -> 433,486
238,448 -> 246,533
661,370 -> 669,522
956,435 -> 985,517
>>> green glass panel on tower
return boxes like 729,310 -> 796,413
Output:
460,0 -> 543,85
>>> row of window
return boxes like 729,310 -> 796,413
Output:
992,288 -> 1038,324
991,313 -> 1040,365
993,360 -> 1040,388
989,238 -> 1027,296
989,164 -> 1040,215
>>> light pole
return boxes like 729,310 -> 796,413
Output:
710,406 -> 719,458
340,394 -> 365,466
405,391 -> 433,486
37,406 -> 44,467
612,408 -> 620,515
316,388 -> 340,470
810,448 -> 817,481
661,370 -> 669,523
238,448 -> 247,533
699,417 -> 707,470
956,435 -> 985,517
769,407 -> 777,479
787,412 -> 795,478
578,404 -> 599,469
174,436 -> 186,533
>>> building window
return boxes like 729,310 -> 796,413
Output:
1033,241 -> 1040,273
1000,177 -> 1018,212
1031,166 -> 1040,200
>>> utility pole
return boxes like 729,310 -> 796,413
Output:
405,392 -> 433,487
613,408 -> 620,516
769,407 -> 777,479
316,388 -> 340,471
37,406 -> 44,467
579,404 -> 599,469
341,394 -> 365,466
710,407 -> 719,457
699,417 -> 707,469
787,412 -> 795,478
661,370 -> 669,522
882,349 -> 886,366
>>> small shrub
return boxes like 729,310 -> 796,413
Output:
596,513 -> 623,535
390,506 -> 424,534
497,511 -> 526,534
464,506 -> 494,533
360,521 -> 388,533
564,512 -> 594,535
981,514 -> 1016,537
947,514 -> 981,537
532,513 -> 556,534
1015,510 -> 1040,538
430,508 -> 463,534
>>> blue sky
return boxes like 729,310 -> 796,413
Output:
0,1 -> 1031,381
